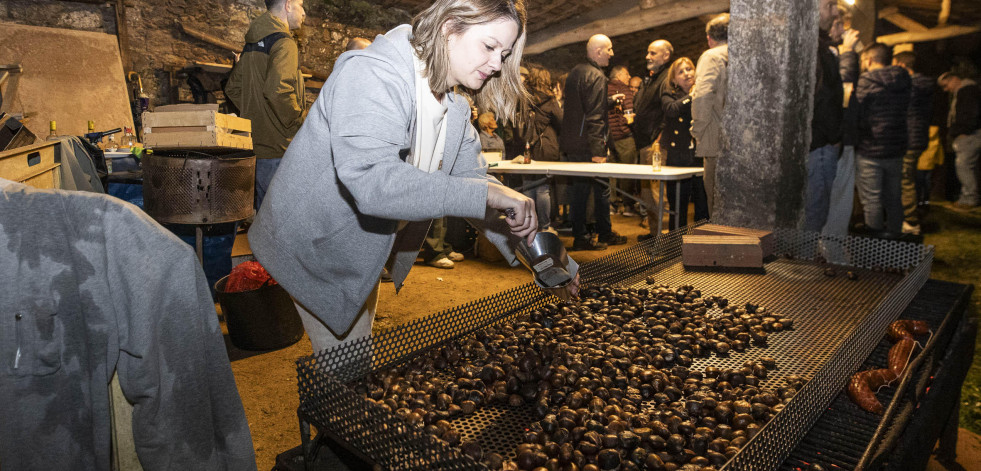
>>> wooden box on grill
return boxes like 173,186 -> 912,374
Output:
691,223 -> 775,258
0,140 -> 61,189
682,234 -> 763,268
142,104 -> 252,151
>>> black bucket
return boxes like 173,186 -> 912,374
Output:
215,275 -> 304,351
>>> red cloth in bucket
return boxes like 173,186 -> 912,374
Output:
224,261 -> 277,293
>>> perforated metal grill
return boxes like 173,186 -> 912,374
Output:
295,225 -> 933,470
142,152 -> 255,224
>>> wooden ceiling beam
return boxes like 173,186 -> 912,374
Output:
877,24 -> 981,45
938,0 -> 950,26
525,0 -> 729,55
878,6 -> 929,32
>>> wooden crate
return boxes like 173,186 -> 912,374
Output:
682,234 -> 764,268
691,223 -> 775,258
142,104 -> 252,150
0,140 -> 62,189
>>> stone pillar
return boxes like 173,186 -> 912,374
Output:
713,0 -> 819,230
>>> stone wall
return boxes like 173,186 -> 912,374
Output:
0,0 -> 394,108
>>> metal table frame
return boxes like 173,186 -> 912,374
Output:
487,161 -> 703,234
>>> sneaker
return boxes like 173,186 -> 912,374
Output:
622,210 -> 638,217
598,232 -> 628,245
380,267 -> 393,282
447,251 -> 464,262
638,233 -> 656,242
901,222 -> 921,235
428,257 -> 454,269
571,239 -> 607,251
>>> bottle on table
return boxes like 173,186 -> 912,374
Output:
47,121 -> 57,141
651,142 -> 662,172
523,141 -> 531,164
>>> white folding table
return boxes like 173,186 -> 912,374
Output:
487,161 -> 704,235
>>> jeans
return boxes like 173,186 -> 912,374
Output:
521,177 -> 552,230
254,157 -> 282,210
901,149 -> 921,225
953,130 -> 981,206
822,145 -> 855,237
805,144 -> 839,232
571,176 -> 611,241
855,154 -> 903,233
916,170 -> 932,206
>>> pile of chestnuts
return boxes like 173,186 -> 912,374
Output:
358,283 -> 804,470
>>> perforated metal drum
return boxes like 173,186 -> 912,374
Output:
142,150 -> 255,224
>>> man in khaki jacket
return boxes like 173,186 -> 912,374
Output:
691,13 -> 729,216
225,0 -> 307,209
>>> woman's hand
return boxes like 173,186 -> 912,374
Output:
487,182 -> 537,244
545,272 -> 580,301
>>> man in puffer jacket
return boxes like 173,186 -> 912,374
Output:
892,51 -> 934,234
855,43 -> 912,234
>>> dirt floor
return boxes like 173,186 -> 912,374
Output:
223,206 -> 981,470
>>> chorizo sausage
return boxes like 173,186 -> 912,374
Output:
887,338 -> 916,378
886,320 -> 929,342
847,368 -> 892,414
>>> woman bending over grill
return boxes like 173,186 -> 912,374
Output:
248,0 -> 579,354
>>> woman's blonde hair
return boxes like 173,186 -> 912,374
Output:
410,0 -> 528,121
666,57 -> 695,89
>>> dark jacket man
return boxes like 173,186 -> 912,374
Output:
225,11 -> 307,159
811,32 -> 844,151
560,59 -> 609,160
632,69 -> 669,149
856,65 -> 912,159
906,73 -> 935,153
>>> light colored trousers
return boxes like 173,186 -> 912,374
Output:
295,281 -> 380,355
953,130 -> 981,206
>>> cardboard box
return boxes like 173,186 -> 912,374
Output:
0,140 -> 61,189
142,104 -> 252,150
691,223 -> 775,258
682,234 -> 764,268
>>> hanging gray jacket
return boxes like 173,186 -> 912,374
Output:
0,178 -> 256,470
248,25 -> 520,336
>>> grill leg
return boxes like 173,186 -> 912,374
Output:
195,225 -> 204,263
300,417 -> 315,471
934,400 -> 959,462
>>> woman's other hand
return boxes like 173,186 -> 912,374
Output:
545,272 -> 580,301
487,182 -> 537,244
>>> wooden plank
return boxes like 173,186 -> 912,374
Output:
154,103 -> 218,112
0,24 -> 134,137
877,25 -> 981,45
143,131 -> 252,150
143,110 -> 251,133
682,234 -> 763,268
525,0 -> 729,54
178,23 -> 242,53
691,223 -> 775,257
880,10 -> 929,32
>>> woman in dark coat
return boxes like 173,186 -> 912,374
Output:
661,57 -> 709,228
519,64 -> 564,231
